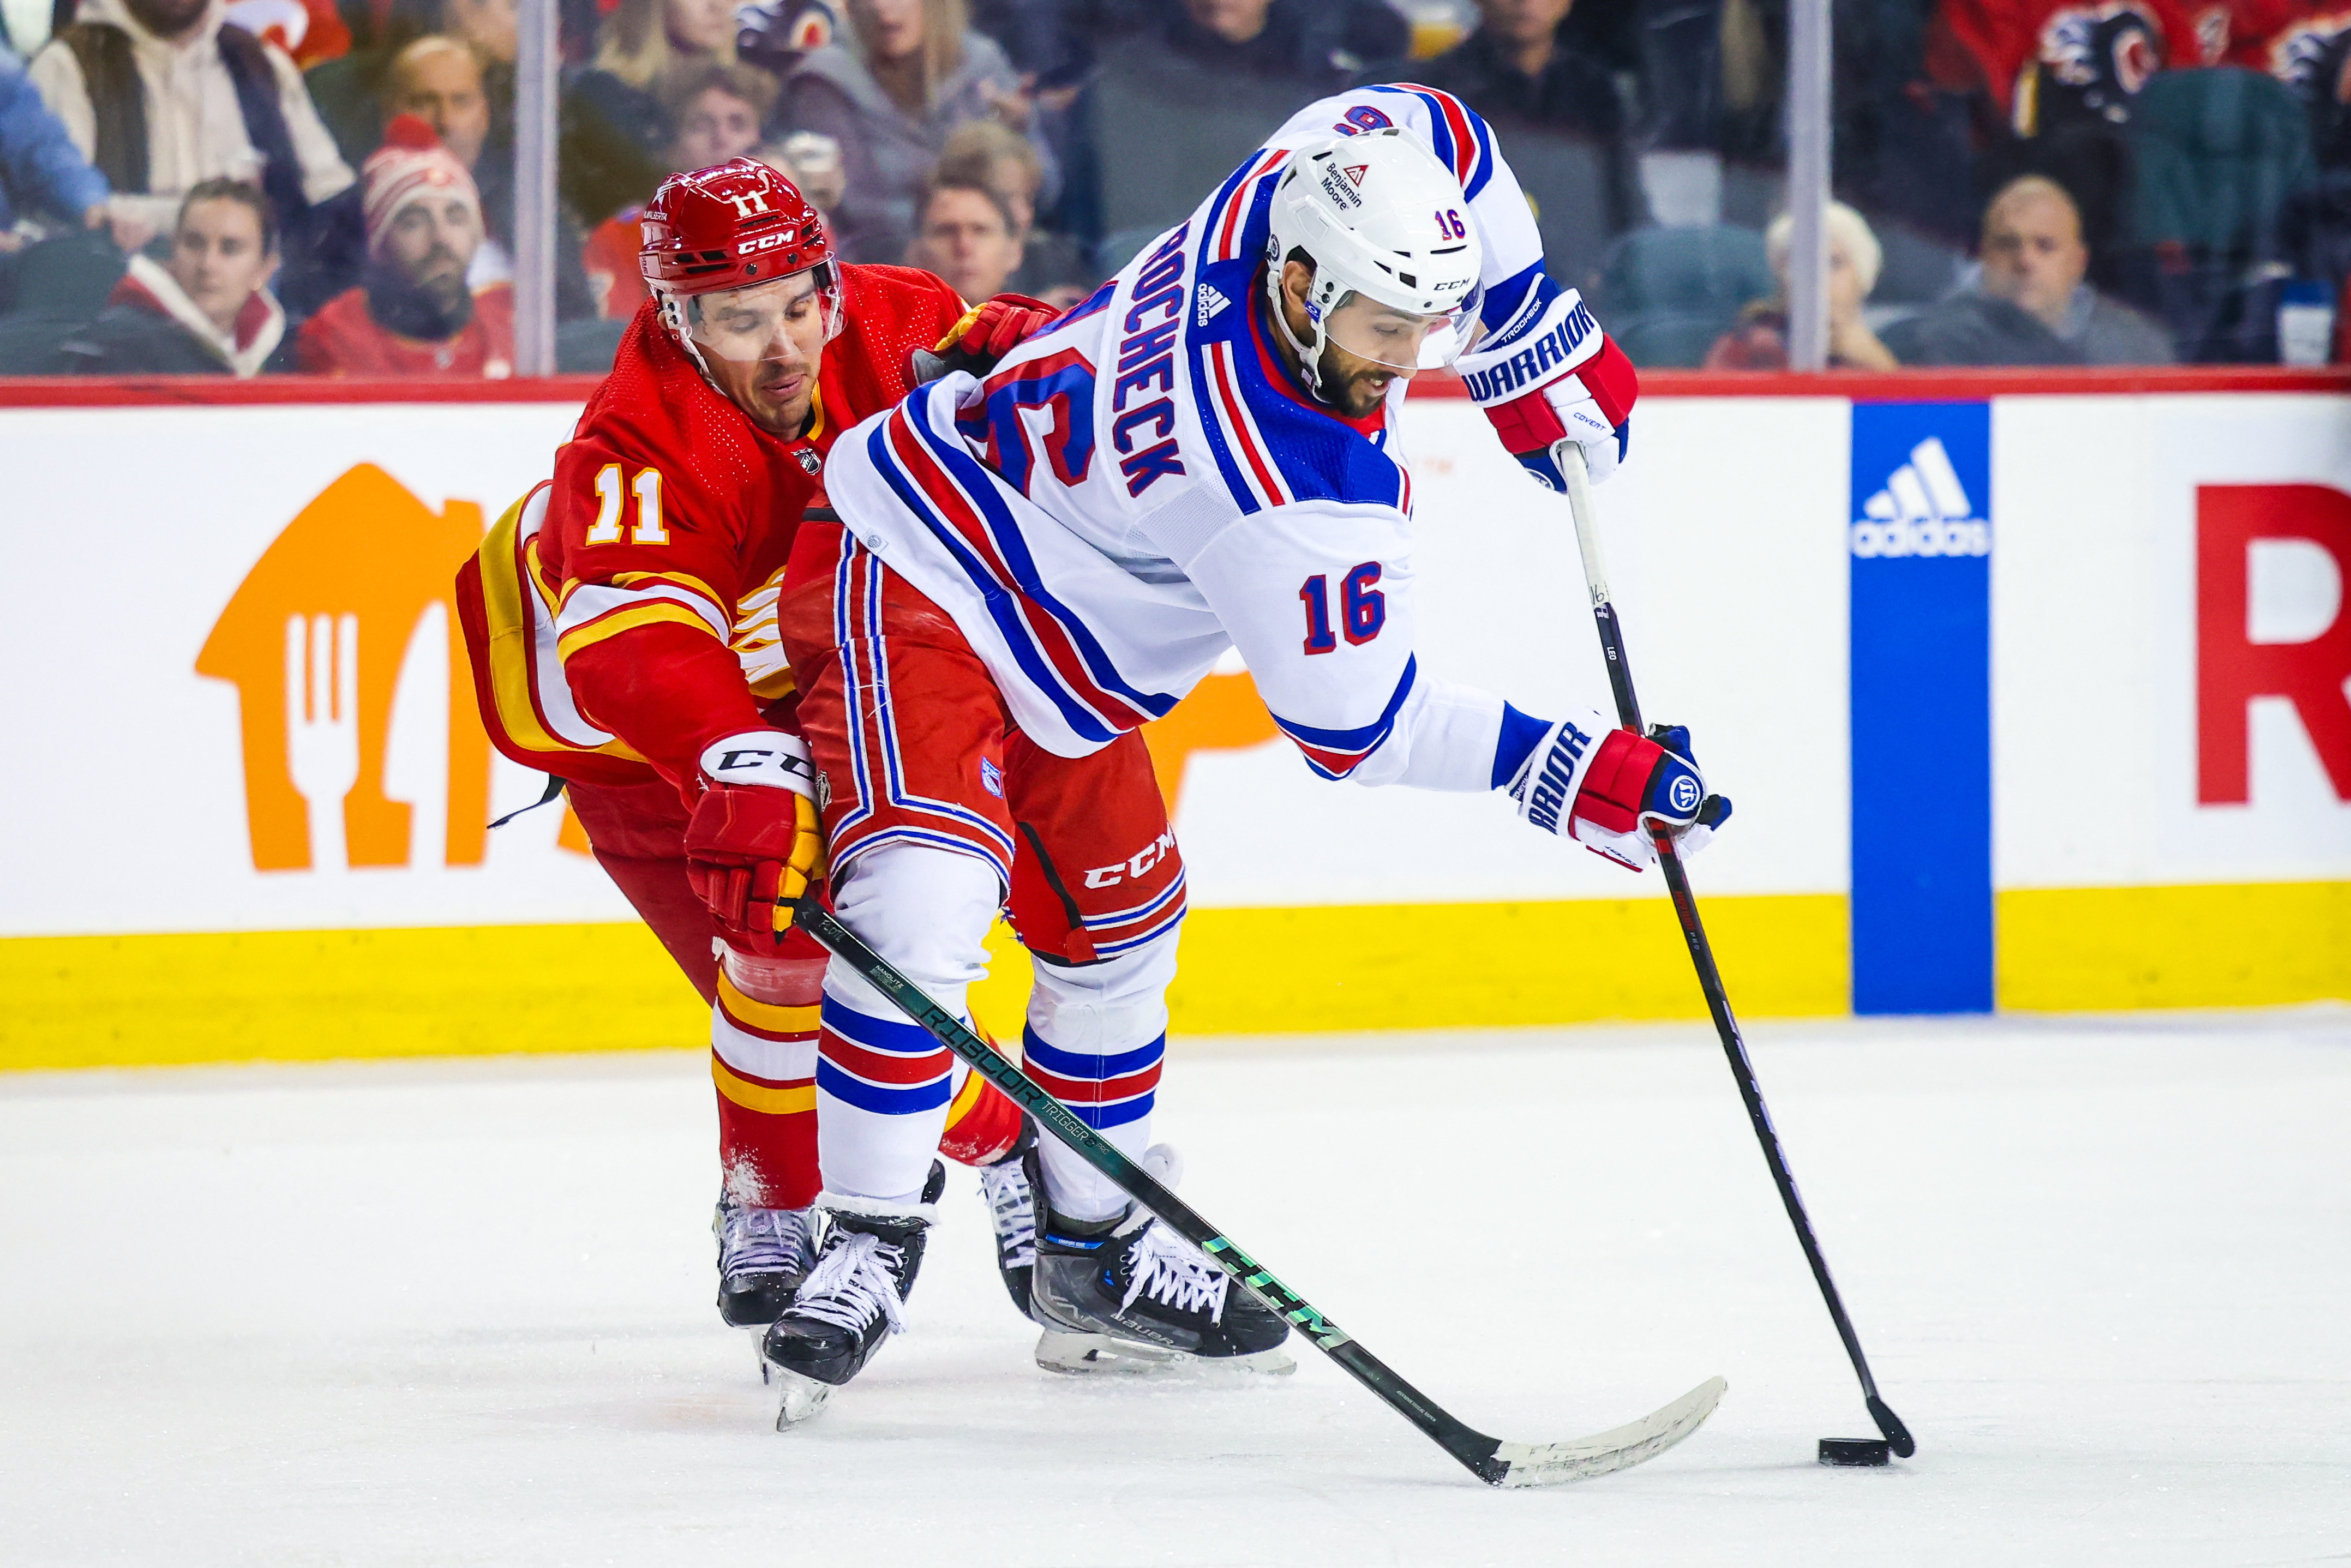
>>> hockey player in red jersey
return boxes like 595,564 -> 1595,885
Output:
455,159 -> 1049,1341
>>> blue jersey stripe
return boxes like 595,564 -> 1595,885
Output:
865,417 -> 1121,744
1271,654 -> 1419,752
910,400 -> 1181,720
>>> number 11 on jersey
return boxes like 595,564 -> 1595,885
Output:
585,464 -> 668,545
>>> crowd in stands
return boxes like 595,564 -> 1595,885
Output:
2,0 -> 2350,376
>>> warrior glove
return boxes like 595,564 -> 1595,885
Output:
1456,280 -> 1638,487
685,730 -> 825,944
1509,716 -> 1732,871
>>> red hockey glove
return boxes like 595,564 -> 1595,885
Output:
1508,714 -> 1732,871
684,730 -> 825,945
921,292 -> 1058,380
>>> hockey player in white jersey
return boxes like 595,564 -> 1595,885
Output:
755,86 -> 1730,1418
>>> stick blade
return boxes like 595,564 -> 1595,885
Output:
1490,1375 -> 1728,1487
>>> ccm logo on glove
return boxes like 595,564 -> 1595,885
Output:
686,730 -> 825,944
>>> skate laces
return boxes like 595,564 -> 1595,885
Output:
789,1229 -> 910,1338
1118,1220 -> 1230,1323
978,1161 -> 1036,1268
720,1205 -> 814,1278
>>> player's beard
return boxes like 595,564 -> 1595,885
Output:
1316,350 -> 1398,420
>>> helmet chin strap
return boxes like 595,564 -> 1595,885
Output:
1264,262 -> 1340,405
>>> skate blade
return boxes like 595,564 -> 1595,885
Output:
749,1329 -> 771,1384
769,1366 -> 836,1429
1034,1328 -> 1296,1379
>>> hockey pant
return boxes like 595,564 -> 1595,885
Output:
564,773 -> 1024,1212
779,522 -> 1185,1221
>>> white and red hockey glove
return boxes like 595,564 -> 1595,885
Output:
1456,281 -> 1638,486
684,730 -> 825,946
1509,716 -> 1731,871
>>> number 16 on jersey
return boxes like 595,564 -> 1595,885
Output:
1299,562 -> 1386,654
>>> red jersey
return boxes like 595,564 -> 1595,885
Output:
456,263 -> 965,794
296,283 -> 517,377
1935,0 -> 2201,124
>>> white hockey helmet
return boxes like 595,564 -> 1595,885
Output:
1263,130 -> 1485,396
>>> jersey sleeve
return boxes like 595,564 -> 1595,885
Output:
544,428 -> 765,790
1259,85 -> 1556,345
1183,498 -> 1528,792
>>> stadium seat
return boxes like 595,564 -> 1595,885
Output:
0,231 -> 127,375
2126,68 -> 2318,361
1593,225 -> 1776,368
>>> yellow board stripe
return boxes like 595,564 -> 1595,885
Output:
711,1054 -> 817,1115
1998,881 -> 2351,1010
715,971 -> 821,1036
3,885 -> 2341,1073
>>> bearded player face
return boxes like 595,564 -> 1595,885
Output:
683,269 -> 836,435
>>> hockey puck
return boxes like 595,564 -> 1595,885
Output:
1818,1438 -> 1892,1467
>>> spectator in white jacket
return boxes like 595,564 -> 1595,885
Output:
29,0 -> 352,255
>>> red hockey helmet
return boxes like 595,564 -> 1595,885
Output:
641,158 -> 832,295
641,158 -> 844,370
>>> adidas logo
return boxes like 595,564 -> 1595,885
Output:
1852,437 -> 1990,558
1195,284 -> 1231,326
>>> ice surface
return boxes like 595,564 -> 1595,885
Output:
3,1012 -> 2347,1566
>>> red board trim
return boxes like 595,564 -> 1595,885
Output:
0,365 -> 2343,409
0,376 -> 608,407
1412,366 -> 2351,399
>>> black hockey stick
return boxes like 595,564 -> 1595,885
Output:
791,894 -> 1725,1487
1553,446 -> 1914,1460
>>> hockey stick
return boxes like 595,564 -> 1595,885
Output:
1554,444 -> 1915,1460
793,894 -> 1726,1487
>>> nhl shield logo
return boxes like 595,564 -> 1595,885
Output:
796,448 -> 821,474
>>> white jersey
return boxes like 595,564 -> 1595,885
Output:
822,85 -> 1575,790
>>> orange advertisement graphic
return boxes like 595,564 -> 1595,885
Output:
196,464 -> 494,871
1141,670 -> 1281,808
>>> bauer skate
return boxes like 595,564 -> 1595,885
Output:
1029,1144 -> 1294,1377
760,1160 -> 945,1428
978,1121 -> 1037,1322
713,1188 -> 818,1331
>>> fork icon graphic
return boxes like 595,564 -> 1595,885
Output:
286,613 -> 359,871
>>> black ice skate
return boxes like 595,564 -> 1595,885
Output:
712,1188 -> 817,1330
1028,1144 -> 1294,1377
977,1121 -> 1037,1322
759,1160 -> 945,1428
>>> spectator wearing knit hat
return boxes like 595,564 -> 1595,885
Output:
296,112 -> 512,375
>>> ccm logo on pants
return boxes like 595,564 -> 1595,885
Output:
1083,829 -> 1177,888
